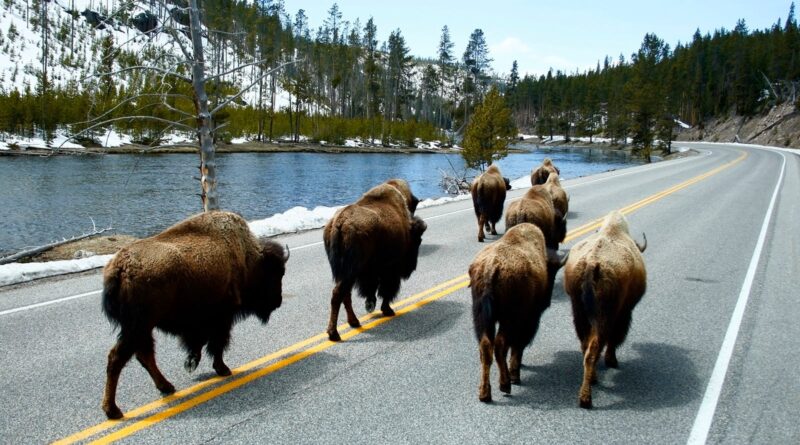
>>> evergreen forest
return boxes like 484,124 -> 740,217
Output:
0,0 -> 798,154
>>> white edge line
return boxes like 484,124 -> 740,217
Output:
0,290 -> 101,316
687,151 -> 787,444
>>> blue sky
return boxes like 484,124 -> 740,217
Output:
281,0 -> 795,77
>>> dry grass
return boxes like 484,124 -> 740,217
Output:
30,235 -> 138,262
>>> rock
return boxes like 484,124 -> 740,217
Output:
73,250 -> 96,259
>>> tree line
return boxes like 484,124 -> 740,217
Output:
506,3 -> 800,159
0,1 -> 797,157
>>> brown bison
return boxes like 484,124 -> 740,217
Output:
470,164 -> 512,242
323,179 -> 427,341
530,157 -> 560,185
100,211 -> 288,419
563,210 -> 647,409
469,223 -> 568,402
505,185 -> 567,249
543,173 -> 569,217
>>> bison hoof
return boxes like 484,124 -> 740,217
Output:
158,381 -> 176,395
500,382 -> 511,394
184,355 -> 200,373
365,298 -> 376,313
579,397 -> 593,409
510,376 -> 521,385
214,363 -> 232,377
348,318 -> 361,328
478,237 -> 484,243
605,356 -> 619,369
490,229 -> 498,235
103,404 -> 124,420
381,306 -> 395,317
479,394 -> 492,403
328,330 -> 342,342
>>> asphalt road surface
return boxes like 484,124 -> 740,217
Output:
1,142 -> 798,444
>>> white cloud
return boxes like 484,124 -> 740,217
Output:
490,36 -> 531,55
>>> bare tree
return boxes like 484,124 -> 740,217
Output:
70,0 -> 299,211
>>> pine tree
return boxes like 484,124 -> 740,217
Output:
462,87 -> 517,171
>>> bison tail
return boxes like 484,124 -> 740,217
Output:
325,225 -> 358,284
101,268 -> 122,329
471,280 -> 496,343
581,264 -> 600,327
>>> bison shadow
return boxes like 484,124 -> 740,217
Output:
350,300 -> 463,344
418,243 -> 442,256
502,342 -> 700,411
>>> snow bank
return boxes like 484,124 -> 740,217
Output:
248,205 -> 341,238
0,255 -> 113,287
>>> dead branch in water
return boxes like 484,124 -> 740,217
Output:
0,220 -> 113,265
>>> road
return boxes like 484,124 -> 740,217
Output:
0,142 -> 798,444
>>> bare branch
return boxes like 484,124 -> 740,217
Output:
0,224 -> 114,265
206,56 -> 294,83
211,59 -> 303,115
82,65 -> 192,84
70,93 -> 193,127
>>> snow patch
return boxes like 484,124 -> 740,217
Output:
0,254 -> 114,287
248,205 -> 341,238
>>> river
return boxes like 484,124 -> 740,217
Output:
0,146 -> 642,254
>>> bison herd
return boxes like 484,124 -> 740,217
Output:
99,160 -> 648,419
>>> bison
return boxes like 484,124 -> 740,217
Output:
505,185 -> 567,249
100,211 -> 288,419
323,179 -> 427,341
543,173 -> 569,217
471,164 -> 512,242
469,223 -> 568,402
563,210 -> 647,408
530,157 -> 560,185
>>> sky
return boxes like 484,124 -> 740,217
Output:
280,0 -> 796,77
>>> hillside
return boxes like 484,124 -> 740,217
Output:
676,103 -> 800,149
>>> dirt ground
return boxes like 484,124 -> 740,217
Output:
30,235 -> 138,262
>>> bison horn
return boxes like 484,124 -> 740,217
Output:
284,244 -> 291,262
636,233 -> 647,253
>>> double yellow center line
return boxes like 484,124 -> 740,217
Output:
55,149 -> 747,445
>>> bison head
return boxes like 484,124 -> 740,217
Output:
545,248 -> 569,299
248,239 -> 289,323
401,216 -> 428,278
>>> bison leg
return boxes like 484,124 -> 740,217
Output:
208,320 -> 233,377
605,312 -> 632,369
102,338 -> 137,419
490,221 -> 498,235
342,291 -> 361,328
579,336 -> 600,409
494,331 -> 511,395
378,276 -> 401,317
478,334 -> 493,403
327,281 -> 351,341
509,346 -> 523,385
477,214 -> 487,242
135,335 -> 175,395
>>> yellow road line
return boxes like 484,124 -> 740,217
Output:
88,280 -> 471,445
55,149 -> 747,444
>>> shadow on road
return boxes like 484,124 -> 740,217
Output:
499,342 -> 700,411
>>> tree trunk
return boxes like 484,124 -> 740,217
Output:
189,0 -> 218,211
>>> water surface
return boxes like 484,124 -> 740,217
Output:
0,146 -> 641,253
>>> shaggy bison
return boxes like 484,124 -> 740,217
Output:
543,173 -> 569,217
471,165 -> 512,242
323,179 -> 427,341
469,223 -> 568,402
530,157 -> 560,185
505,185 -> 567,249
100,211 -> 288,419
563,210 -> 647,408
